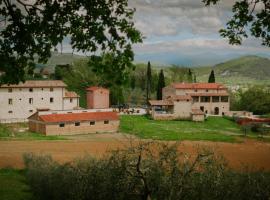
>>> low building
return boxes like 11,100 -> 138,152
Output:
86,86 -> 109,109
149,82 -> 230,121
0,80 -> 80,123
28,109 -> 119,136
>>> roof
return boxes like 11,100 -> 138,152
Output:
171,83 -> 227,90
38,111 -> 119,123
0,80 -> 66,88
168,95 -> 192,101
192,109 -> 204,115
64,91 -> 80,98
189,93 -> 229,97
149,100 -> 173,106
86,86 -> 109,91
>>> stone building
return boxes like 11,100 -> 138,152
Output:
0,80 -> 79,123
86,86 -> 109,109
28,109 -> 119,136
149,82 -> 230,121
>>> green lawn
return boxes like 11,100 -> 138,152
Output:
0,123 -> 66,141
0,169 -> 33,200
120,115 -> 244,142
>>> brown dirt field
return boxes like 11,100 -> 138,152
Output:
0,136 -> 270,171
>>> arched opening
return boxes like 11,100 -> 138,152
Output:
214,107 -> 219,115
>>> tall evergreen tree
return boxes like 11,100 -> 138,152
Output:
187,69 -> 193,83
146,61 -> 152,103
157,70 -> 165,100
208,70 -> 216,83
193,74 -> 197,83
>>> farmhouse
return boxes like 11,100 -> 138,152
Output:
149,82 -> 230,121
28,109 -> 119,136
0,80 -> 79,123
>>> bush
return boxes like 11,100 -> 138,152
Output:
23,143 -> 270,200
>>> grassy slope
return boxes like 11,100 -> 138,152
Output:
120,115 -> 242,142
193,55 -> 270,86
0,169 -> 33,200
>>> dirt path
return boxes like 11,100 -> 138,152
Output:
0,136 -> 270,170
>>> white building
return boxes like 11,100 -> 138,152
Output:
0,80 -> 79,123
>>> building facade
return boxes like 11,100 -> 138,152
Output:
86,86 -> 109,109
149,82 -> 230,121
0,80 -> 79,123
28,110 -> 119,136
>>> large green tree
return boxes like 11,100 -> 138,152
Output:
208,69 -> 216,83
146,61 -> 152,103
0,0 -> 142,84
157,69 -> 165,100
203,0 -> 270,47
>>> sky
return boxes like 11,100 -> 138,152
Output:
129,0 -> 270,66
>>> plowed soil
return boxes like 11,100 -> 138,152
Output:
0,135 -> 270,170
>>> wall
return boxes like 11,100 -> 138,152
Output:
87,89 -> 109,109
63,98 -> 79,110
44,120 -> 119,136
192,114 -> 204,122
173,101 -> 192,119
162,86 -> 175,99
192,101 -> 230,116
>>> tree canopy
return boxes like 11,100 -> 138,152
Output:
0,0 -> 142,84
203,0 -> 270,47
208,69 -> 215,83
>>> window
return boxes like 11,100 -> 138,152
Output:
212,96 -> 220,102
195,89 -> 197,92
59,123 -> 65,127
41,98 -> 44,100
29,88 -> 33,92
41,88 -> 44,91
200,106 -> 204,112
206,89 -> 209,92
8,88 -> 12,93
29,98 -> 33,104
8,110 -> 13,114
70,98 -> 73,103
200,96 -> 210,102
8,98 -> 13,105
29,110 -> 33,113
90,121 -> 95,125
50,88 -> 54,92
221,96 -> 229,102
75,122 -> 80,126
67,111 -> 73,113
50,98 -> 54,103
104,120 -> 109,124
19,98 -> 22,101
193,96 -> 199,102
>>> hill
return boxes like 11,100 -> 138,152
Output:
193,55 -> 270,86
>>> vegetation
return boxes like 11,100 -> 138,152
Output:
22,143 -> 270,200
0,123 -> 65,141
120,115 -> 244,142
146,61 -> 152,103
156,69 -> 165,100
208,69 -> 215,83
0,169 -> 33,200
203,0 -> 270,47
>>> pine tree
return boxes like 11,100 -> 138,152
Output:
187,69 -> 193,83
157,69 -> 165,100
208,70 -> 216,83
146,61 -> 152,103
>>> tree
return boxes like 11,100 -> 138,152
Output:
203,0 -> 270,47
157,69 -> 165,100
0,0 -> 142,84
146,61 -> 152,103
187,69 -> 193,83
208,70 -> 216,83
193,74 -> 197,83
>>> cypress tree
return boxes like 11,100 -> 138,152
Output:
157,69 -> 165,100
146,61 -> 152,103
208,69 -> 215,83
187,69 -> 193,83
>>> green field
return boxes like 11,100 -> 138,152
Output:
120,115 -> 245,142
0,169 -> 33,200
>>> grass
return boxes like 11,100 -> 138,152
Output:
0,169 -> 33,200
120,115 -> 244,142
0,123 -> 66,141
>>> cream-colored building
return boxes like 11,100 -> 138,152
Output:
0,80 -> 79,123
149,82 -> 230,121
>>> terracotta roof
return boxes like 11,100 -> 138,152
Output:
64,91 -> 80,98
0,80 -> 66,88
168,95 -> 192,101
86,86 -> 109,91
192,109 -> 204,115
189,93 -> 229,96
38,111 -> 119,123
149,100 -> 173,106
171,83 -> 227,90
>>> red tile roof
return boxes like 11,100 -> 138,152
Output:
149,100 -> 173,106
171,83 -> 227,90
86,86 -> 109,91
0,80 -> 66,88
168,95 -> 192,101
39,112 -> 119,123
64,91 -> 80,98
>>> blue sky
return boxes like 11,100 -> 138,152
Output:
129,0 -> 270,66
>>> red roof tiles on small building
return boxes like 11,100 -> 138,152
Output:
86,86 -> 108,91
39,112 -> 119,123
171,83 -> 227,90
168,95 -> 192,101
64,91 -> 80,98
0,80 -> 67,88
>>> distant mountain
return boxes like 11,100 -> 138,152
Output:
194,55 -> 270,86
